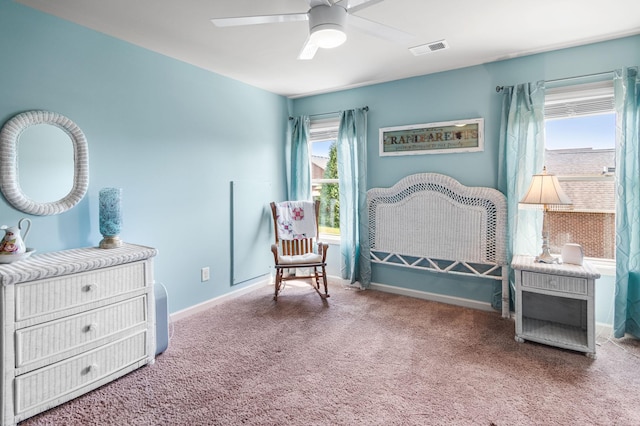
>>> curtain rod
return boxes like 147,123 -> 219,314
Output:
495,70 -> 615,93
289,106 -> 369,120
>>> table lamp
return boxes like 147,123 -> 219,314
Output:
519,166 -> 572,263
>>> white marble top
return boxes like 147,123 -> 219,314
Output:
511,254 -> 601,280
0,243 -> 157,286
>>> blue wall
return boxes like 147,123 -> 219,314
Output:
292,35 -> 640,316
2,0 -> 638,321
0,1 -> 289,313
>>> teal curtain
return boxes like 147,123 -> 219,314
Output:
497,81 -> 546,311
613,67 -> 640,339
286,116 -> 311,200
337,108 -> 371,286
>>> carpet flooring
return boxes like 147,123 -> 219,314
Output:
21,279 -> 640,425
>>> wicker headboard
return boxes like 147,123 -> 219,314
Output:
367,173 -> 509,317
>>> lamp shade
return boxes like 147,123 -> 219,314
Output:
520,167 -> 572,207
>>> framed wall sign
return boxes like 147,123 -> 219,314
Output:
379,118 -> 484,156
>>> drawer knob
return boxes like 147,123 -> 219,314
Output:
84,283 -> 99,292
85,323 -> 98,333
83,363 -> 99,375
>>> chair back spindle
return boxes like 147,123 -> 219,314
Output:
271,200 -> 320,256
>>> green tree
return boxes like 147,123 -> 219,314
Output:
319,142 -> 339,230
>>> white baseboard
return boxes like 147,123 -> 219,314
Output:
171,277 -> 495,321
369,282 -> 495,313
170,278 -> 270,322
595,321 -> 614,339
371,283 -> 617,332
170,274 -> 346,321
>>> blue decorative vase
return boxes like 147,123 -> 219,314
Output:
99,188 -> 123,249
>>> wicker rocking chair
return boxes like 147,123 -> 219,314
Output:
270,200 -> 329,301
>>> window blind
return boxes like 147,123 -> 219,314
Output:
545,80 -> 614,120
309,116 -> 340,142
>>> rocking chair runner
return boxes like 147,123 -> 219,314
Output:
270,200 -> 329,300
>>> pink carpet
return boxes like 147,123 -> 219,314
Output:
22,279 -> 640,425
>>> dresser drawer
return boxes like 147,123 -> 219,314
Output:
521,271 -> 588,295
15,296 -> 148,370
15,262 -> 147,322
14,331 -> 148,415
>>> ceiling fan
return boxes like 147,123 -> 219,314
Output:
210,0 -> 414,60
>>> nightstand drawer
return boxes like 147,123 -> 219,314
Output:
522,271 -> 587,295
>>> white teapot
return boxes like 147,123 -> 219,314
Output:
0,218 -> 31,255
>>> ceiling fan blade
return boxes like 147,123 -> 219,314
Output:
211,13 -> 308,27
345,0 -> 384,14
309,0 -> 334,6
347,14 -> 414,43
298,36 -> 319,60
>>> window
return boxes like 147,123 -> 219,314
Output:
544,80 -> 615,261
309,117 -> 340,238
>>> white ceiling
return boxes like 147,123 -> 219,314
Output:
16,0 -> 640,98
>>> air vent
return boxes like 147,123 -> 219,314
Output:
409,39 -> 450,56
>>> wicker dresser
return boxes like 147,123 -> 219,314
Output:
0,243 -> 157,425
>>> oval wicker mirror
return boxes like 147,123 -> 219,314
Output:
0,110 -> 89,215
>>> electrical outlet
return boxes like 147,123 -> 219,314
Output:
201,267 -> 210,282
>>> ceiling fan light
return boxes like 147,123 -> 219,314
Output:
310,25 -> 347,49
307,4 -> 348,49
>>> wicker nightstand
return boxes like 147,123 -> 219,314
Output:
512,255 -> 600,358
